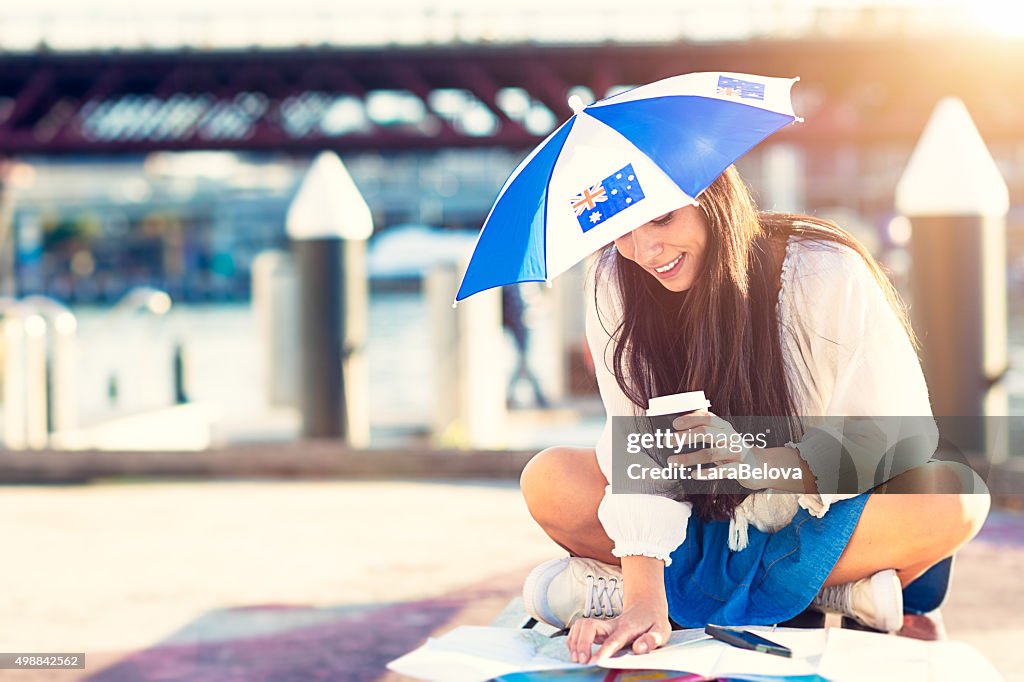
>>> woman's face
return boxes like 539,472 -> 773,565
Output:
613,204 -> 709,292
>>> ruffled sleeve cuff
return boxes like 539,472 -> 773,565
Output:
786,424 -> 846,497
796,492 -> 861,518
597,489 -> 691,567
789,426 -> 863,518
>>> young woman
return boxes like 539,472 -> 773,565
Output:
519,165 -> 990,664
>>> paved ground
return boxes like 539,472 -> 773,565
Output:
0,479 -> 1020,681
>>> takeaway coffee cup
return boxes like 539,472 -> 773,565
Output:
645,390 -> 712,463
646,390 -> 711,421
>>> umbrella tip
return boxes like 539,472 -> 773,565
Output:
794,116 -> 805,124
545,279 -> 553,289
567,94 -> 586,115
451,300 -> 458,309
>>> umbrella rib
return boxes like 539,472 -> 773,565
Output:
539,119 -> 575,284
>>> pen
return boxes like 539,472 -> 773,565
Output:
704,624 -> 792,658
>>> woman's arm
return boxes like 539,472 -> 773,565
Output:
668,412 -> 817,493
783,242 -> 938,509
576,262 -> 689,659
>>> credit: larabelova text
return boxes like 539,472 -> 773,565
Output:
626,462 -> 805,481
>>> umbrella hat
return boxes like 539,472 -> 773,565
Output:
455,72 -> 802,303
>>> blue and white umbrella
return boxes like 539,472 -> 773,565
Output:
455,72 -> 802,302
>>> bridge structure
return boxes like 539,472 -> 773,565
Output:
1,38 -> 1022,156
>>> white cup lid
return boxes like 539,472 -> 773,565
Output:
646,390 -> 711,416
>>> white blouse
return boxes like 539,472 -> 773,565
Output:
585,235 -> 937,564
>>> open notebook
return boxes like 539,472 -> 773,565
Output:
387,625 -> 1000,682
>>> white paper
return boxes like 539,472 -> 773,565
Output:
388,625 -> 1001,682
387,627 -> 584,682
600,628 -> 823,679
817,628 -> 1002,682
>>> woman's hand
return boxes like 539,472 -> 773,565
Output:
567,599 -> 672,664
668,410 -> 815,493
667,410 -> 765,489
567,555 -> 672,664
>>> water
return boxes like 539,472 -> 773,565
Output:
64,290 -> 574,446
41,291 -> 1024,454
71,294 -> 447,431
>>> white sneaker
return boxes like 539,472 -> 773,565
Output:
523,557 -> 624,629
811,568 -> 904,632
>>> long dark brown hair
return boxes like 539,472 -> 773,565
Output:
592,165 -> 917,521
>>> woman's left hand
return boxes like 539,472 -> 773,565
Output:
567,600 -> 672,664
667,410 -> 767,490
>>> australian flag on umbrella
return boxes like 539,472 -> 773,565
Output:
570,163 -> 646,233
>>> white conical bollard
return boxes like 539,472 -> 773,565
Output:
286,151 -> 372,446
896,97 -> 1009,464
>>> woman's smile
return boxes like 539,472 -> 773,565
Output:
650,253 -> 686,280
614,204 -> 708,291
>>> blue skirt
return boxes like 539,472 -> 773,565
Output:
664,494 -> 870,627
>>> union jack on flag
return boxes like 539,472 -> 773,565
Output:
571,185 -> 607,215
570,163 -> 646,233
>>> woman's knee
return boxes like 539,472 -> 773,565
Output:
521,446 -> 571,503
925,492 -> 988,550
884,490 -> 989,560
885,461 -> 990,549
944,491 -> 990,548
520,446 -> 604,531
837,490 -> 990,586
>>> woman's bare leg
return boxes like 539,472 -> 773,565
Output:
522,448 -> 990,589
520,446 -> 617,564
825,461 -> 990,587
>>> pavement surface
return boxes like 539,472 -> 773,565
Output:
0,479 -> 1021,681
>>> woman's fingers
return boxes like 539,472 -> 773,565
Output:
671,413 -> 711,430
568,618 -> 610,664
668,450 -> 714,467
567,619 -> 590,662
566,621 -> 579,662
568,619 -> 588,663
566,617 -> 626,665
571,611 -> 673,664
591,619 -> 649,663
632,628 -> 667,655
667,442 -> 742,468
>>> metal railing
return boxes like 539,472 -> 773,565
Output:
0,287 -> 174,450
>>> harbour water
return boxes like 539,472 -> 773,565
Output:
61,288 -> 594,450
35,289 -> 1024,453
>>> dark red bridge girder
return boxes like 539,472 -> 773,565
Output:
1,39 -> 1022,155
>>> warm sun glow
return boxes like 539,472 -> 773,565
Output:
968,0 -> 1024,37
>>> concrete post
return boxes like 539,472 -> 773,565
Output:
428,261 -> 506,449
286,152 -> 372,445
895,97 -> 1010,463
427,263 -> 462,445
1,303 -> 48,449
21,295 -> 78,436
251,250 -> 300,409
761,143 -> 805,212
538,282 -> 567,405
542,263 -> 592,404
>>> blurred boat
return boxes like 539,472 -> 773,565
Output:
367,224 -> 478,287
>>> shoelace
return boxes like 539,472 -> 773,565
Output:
583,574 -> 623,618
813,582 -> 852,614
